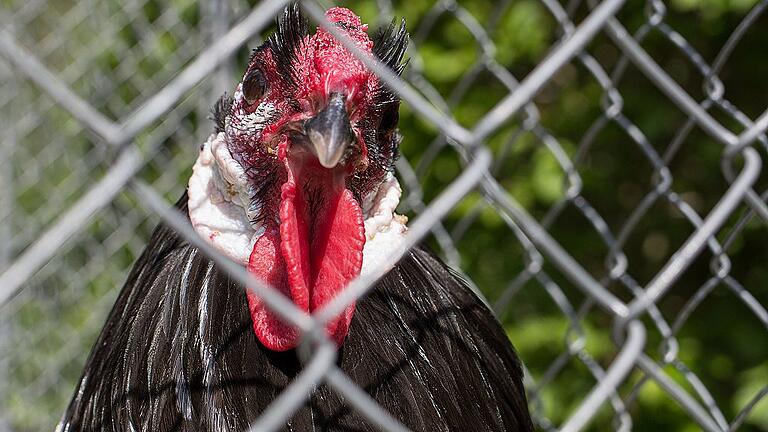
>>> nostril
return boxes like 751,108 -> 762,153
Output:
327,91 -> 347,108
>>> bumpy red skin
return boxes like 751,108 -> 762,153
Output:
231,8 -> 385,351
228,8 -> 378,179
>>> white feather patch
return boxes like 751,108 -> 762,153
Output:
188,133 -> 258,265
360,173 -> 408,278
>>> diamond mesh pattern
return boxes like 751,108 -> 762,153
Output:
1,0 -> 766,430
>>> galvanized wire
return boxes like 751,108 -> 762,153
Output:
1,0 -> 767,431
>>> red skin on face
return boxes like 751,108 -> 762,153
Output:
239,8 -> 381,351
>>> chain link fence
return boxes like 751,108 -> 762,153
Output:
1,0 -> 767,430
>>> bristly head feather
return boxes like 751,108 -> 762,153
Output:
371,19 -> 409,113
210,93 -> 234,134
265,3 -> 308,87
372,19 -> 409,75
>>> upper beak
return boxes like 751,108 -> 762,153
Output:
303,92 -> 355,168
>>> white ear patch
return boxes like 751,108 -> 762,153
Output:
187,133 -> 408,271
360,172 -> 409,278
188,133 -> 258,265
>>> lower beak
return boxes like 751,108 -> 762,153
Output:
303,92 -> 355,168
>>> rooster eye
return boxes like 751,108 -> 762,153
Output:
242,68 -> 267,104
379,107 -> 399,132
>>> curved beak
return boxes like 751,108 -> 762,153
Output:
303,92 -> 355,168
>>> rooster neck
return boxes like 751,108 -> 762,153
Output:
61,220 -> 533,431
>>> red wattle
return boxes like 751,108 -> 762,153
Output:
246,224 -> 302,351
246,160 -> 365,351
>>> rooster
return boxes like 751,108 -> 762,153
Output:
60,5 -> 533,431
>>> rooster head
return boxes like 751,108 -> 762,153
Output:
188,5 -> 409,351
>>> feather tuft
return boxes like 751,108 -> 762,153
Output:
266,3 -> 308,87
372,19 -> 409,74
210,93 -> 233,134
370,19 -> 409,121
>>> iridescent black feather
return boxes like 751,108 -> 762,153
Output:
60,194 -> 534,432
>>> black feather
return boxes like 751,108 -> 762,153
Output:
266,3 -> 308,87
372,19 -> 409,75
357,19 -> 408,185
61,193 -> 533,431
210,93 -> 233,134
371,19 -> 409,125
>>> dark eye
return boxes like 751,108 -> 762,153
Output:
242,68 -> 267,104
379,107 -> 399,132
